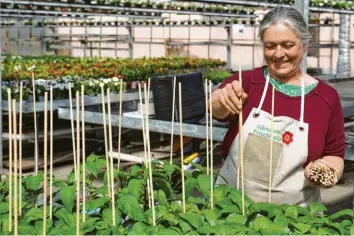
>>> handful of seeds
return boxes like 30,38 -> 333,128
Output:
307,159 -> 338,187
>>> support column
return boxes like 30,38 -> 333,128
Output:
295,0 -> 310,72
337,14 -> 351,76
225,26 -> 231,70
127,26 -> 133,58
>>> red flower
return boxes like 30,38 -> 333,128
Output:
282,131 -> 294,145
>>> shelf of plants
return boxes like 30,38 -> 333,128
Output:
185,0 -> 354,14
0,8 -> 164,19
1,0 -> 256,18
1,55 -> 231,111
2,74 -> 354,235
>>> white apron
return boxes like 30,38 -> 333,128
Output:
216,73 -> 320,207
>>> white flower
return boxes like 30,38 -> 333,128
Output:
99,83 -> 104,87
114,82 -> 118,86
15,65 -> 21,71
112,77 -> 119,82
36,79 -> 46,86
89,81 -> 93,87
60,84 -> 65,91
27,65 -> 36,71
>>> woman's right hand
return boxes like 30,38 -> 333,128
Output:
211,80 -> 248,118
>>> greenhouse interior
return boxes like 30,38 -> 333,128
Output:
0,0 -> 354,235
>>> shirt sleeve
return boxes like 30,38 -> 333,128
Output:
322,92 -> 346,158
212,72 -> 245,123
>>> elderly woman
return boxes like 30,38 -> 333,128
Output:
212,6 -> 345,207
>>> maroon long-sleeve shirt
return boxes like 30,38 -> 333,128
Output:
216,67 -> 346,166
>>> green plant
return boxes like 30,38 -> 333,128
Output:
1,154 -> 353,235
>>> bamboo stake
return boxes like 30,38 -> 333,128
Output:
239,58 -> 245,216
31,72 -> 39,175
144,85 -> 156,225
117,79 -> 123,170
7,89 -> 12,232
100,85 -> 111,197
269,86 -> 275,203
68,83 -> 77,180
49,86 -> 53,220
146,78 -> 153,209
205,80 -> 209,175
19,82 -> 23,216
75,92 -> 80,236
43,93 -> 48,236
178,83 -> 186,214
107,89 -> 116,226
138,83 -> 151,208
81,85 -> 86,222
169,76 -> 176,165
209,81 -> 214,209
12,100 -> 18,236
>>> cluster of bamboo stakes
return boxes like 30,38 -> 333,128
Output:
5,70 -> 252,235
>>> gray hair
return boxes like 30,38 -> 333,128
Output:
258,6 -> 312,44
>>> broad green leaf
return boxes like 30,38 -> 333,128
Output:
186,230 -> 200,235
95,185 -> 109,195
186,196 -> 207,206
184,178 -> 198,198
317,227 -> 332,235
54,208 -> 74,226
309,202 -> 327,215
202,209 -> 221,226
86,154 -> 99,162
81,217 -> 100,234
34,219 -> 53,234
163,213 -> 178,225
163,163 -> 179,176
102,207 -> 122,226
197,226 -> 214,235
59,185 -> 76,212
225,213 -> 247,225
248,202 -> 283,219
53,178 -> 67,188
178,218 -> 192,233
149,226 -> 179,235
260,223 -> 288,235
341,219 -> 352,229
197,174 -> 211,199
127,222 -> 147,235
229,189 -> 253,209
18,223 -> 36,235
118,195 -> 144,221
129,165 -> 144,176
144,205 -> 168,225
96,228 -> 112,235
290,223 -> 311,234
154,178 -> 174,199
103,169 -> 119,185
127,179 -> 145,201
329,209 -> 354,220
23,207 -> 43,223
85,196 -> 110,212
294,205 -> 309,216
0,203 -> 9,214
155,190 -> 168,207
86,162 -> 101,177
179,212 -> 205,229
190,163 -> 205,173
216,198 -> 241,214
329,222 -> 346,235
214,222 -> 249,235
296,215 -> 329,225
214,185 -> 231,202
285,206 -> 298,220
48,225 -> 76,235
350,224 -> 354,235
25,174 -> 43,191
251,216 -> 272,231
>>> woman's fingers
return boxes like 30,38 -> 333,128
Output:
218,94 -> 236,115
221,87 -> 238,114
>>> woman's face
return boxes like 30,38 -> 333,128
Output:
262,23 -> 307,79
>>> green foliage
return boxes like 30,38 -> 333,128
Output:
0,154 -> 353,235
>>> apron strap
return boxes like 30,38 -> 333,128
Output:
256,72 -> 270,114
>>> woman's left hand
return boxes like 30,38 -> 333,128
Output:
304,161 -> 336,188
